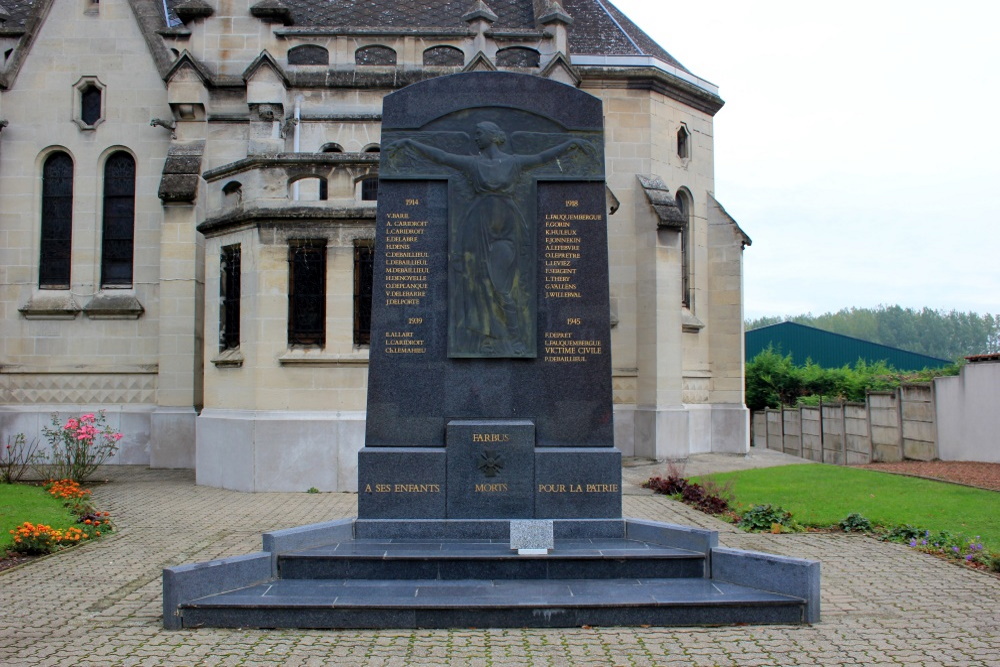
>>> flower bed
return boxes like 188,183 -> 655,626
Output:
5,479 -> 114,558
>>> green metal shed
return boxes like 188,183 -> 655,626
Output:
745,321 -> 950,370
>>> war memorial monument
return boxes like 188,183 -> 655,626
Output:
163,72 -> 819,629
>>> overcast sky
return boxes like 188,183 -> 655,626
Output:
610,0 -> 999,320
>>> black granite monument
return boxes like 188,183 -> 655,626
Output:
358,72 -> 622,521
163,73 -> 821,630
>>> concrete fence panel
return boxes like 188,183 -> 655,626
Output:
800,406 -> 823,462
782,409 -> 802,458
821,403 -> 845,465
752,412 -> 767,448
868,391 -> 903,462
901,384 -> 937,461
844,403 -> 871,465
766,409 -> 783,451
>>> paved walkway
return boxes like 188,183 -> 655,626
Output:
1,454 -> 999,666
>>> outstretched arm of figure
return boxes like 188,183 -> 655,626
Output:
385,137 -> 472,170
519,138 -> 598,168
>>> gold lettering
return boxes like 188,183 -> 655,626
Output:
472,433 -> 511,443
390,483 -> 442,493
474,483 -> 509,493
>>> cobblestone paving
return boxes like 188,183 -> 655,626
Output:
2,466 -> 999,666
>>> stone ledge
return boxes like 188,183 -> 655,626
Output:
19,292 -> 81,320
277,349 -> 369,366
682,309 -> 705,332
83,292 -> 145,320
211,348 -> 244,368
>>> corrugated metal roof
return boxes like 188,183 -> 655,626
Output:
745,321 -> 951,370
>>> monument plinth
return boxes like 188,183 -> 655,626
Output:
358,72 -> 621,524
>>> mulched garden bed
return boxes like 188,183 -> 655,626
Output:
0,553 -> 37,573
856,460 -> 1000,492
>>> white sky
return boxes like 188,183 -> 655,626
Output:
610,0 -> 1000,320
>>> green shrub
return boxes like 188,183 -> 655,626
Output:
745,347 -> 960,411
839,513 -> 873,533
737,504 -> 793,532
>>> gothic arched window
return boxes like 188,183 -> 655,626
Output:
676,189 -> 692,308
39,152 -> 74,289
100,152 -> 136,286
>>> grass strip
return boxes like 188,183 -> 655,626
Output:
696,464 -> 1000,549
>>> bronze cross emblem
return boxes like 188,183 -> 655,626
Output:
477,450 -> 504,477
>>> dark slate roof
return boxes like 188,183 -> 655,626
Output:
0,0 -> 35,29
562,0 -> 685,69
282,0 -> 536,30
158,0 -> 685,68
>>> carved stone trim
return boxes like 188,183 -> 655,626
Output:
159,141 -> 205,203
174,0 -> 214,22
637,174 -> 686,228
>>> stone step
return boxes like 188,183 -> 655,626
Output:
278,538 -> 707,580
180,577 -> 808,629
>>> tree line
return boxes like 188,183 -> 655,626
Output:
746,305 -> 999,361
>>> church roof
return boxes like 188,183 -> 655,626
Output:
0,0 -> 33,29
162,0 -> 689,71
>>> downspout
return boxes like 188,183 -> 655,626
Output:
292,97 -> 302,200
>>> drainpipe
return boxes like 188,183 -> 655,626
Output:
292,97 -> 302,200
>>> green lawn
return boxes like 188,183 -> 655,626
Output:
696,464 -> 1000,549
0,483 -> 79,551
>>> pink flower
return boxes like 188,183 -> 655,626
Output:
81,414 -> 95,422
112,433 -> 124,441
64,418 -> 79,430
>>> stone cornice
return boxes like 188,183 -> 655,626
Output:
197,205 -> 376,236
203,152 -> 379,181
577,65 -> 724,116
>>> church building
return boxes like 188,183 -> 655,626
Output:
0,0 -> 751,491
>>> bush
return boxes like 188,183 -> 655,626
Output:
0,434 -> 41,484
738,504 -> 794,532
745,347 -> 960,411
644,473 -> 731,515
8,522 -> 93,555
839,513 -> 873,533
643,475 -> 687,496
38,411 -> 123,483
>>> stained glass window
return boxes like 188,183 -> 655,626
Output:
353,241 -> 374,345
100,152 -> 135,286
39,152 -> 74,289
288,240 -> 327,346
220,245 -> 241,351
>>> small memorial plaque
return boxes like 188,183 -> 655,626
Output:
510,519 -> 554,555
